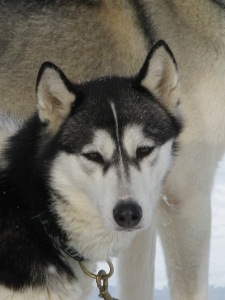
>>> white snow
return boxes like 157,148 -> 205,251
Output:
209,156 -> 225,288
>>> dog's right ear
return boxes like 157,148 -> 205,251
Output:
36,62 -> 76,133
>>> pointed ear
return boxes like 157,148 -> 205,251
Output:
36,62 -> 76,132
137,40 -> 181,117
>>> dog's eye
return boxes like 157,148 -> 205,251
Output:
82,152 -> 104,164
136,146 -> 155,159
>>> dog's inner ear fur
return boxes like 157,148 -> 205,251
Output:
36,64 -> 75,133
140,42 -> 181,117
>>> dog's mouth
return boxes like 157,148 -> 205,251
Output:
111,224 -> 144,232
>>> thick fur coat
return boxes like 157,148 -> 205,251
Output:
1,1 -> 225,299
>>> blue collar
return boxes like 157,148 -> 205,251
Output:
41,219 -> 86,262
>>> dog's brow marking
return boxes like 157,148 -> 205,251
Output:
109,102 -> 126,178
110,102 -> 120,147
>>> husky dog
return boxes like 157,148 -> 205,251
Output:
1,1 -> 225,299
0,42 -> 182,300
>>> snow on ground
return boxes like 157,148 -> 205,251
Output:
210,156 -> 225,288
90,155 -> 225,299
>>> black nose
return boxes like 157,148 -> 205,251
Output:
113,201 -> 142,229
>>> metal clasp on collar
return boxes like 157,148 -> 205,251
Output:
79,260 -> 118,300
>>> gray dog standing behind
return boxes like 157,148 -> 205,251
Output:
1,1 -> 225,300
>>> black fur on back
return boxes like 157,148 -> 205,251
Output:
211,0 -> 225,8
0,116 -> 74,290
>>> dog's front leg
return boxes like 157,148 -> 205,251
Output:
118,225 -> 156,300
157,188 -> 211,300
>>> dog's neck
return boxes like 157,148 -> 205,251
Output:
41,218 -> 86,262
50,232 -> 86,262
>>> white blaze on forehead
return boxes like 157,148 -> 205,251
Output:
82,129 -> 115,160
109,102 -> 121,151
123,125 -> 155,157
109,102 -> 126,178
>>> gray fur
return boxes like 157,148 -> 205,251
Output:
1,1 -> 225,300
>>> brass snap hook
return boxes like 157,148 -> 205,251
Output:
79,259 -> 114,279
79,260 -> 117,300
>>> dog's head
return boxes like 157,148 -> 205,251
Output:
36,41 -> 182,258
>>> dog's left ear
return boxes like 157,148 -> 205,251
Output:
36,62 -> 76,132
137,40 -> 181,117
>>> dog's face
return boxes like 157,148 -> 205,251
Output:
50,83 -> 178,232
36,41 -> 182,258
